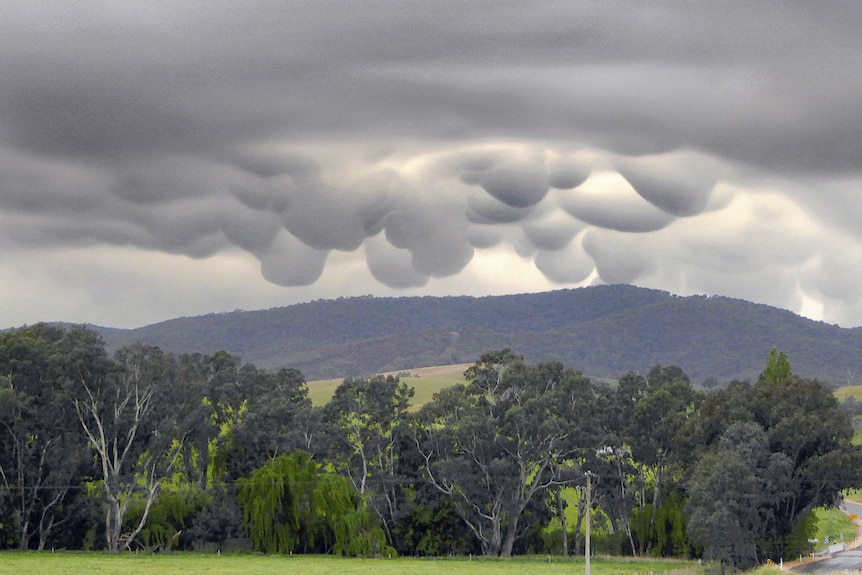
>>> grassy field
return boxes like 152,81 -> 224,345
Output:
832,385 -> 862,445
812,505 -> 858,551
834,384 -> 862,402
0,552 -> 711,575
307,364 -> 470,407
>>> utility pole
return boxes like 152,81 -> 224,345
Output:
585,471 -> 591,575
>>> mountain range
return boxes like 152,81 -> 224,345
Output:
82,285 -> 862,387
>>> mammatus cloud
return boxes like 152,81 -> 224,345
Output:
1,2 -> 861,328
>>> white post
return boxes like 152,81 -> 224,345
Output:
585,471 -> 591,575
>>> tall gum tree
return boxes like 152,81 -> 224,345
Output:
686,350 -> 862,564
322,375 -> 414,544
412,350 -> 597,557
0,325 -> 94,550
73,344 -> 196,552
611,365 -> 702,554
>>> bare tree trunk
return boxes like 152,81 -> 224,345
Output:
573,488 -> 586,555
37,487 -> 70,551
74,361 -> 160,552
500,517 -> 519,557
558,485 -> 568,556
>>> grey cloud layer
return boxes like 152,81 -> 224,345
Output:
3,2 -> 860,169
2,1 -> 862,326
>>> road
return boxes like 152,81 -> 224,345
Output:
794,501 -> 862,574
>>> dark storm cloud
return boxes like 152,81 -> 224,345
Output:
4,2 -> 860,169
2,1 -> 862,327
258,231 -> 328,287
382,197 -> 475,279
279,170 -> 394,252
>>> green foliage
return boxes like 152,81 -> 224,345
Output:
413,352 -> 599,557
202,398 -> 247,486
316,472 -> 391,557
630,493 -> 690,558
685,351 -> 862,568
653,492 -> 690,558
236,452 -> 393,556
236,451 -> 318,553
0,552 -> 711,575
397,497 -> 478,556
125,482 -> 211,551
4,319 -> 862,570
761,347 -> 792,384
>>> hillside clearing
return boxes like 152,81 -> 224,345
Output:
307,363 -> 470,406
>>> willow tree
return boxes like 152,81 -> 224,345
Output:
237,451 -> 392,556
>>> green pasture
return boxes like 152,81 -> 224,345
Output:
833,385 -> 862,445
307,377 -> 345,405
834,385 -> 862,402
308,367 -> 467,407
0,553 -> 708,575
811,505 -> 857,552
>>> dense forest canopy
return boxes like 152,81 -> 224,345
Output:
1,324 -> 860,569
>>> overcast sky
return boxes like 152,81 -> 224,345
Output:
2,1 -> 861,329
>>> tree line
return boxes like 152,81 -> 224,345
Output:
1,325 -> 860,569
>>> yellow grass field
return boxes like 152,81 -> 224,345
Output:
834,385 -> 862,402
307,364 -> 470,407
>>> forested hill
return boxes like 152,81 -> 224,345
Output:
91,285 -> 862,385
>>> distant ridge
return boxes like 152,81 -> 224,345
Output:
88,285 -> 862,385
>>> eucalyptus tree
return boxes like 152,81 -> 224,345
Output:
183,351 -> 274,485
412,350 -> 598,557
748,372 -> 862,555
588,441 -> 640,555
229,367 -> 313,478
686,350 -> 862,563
321,375 -> 414,544
610,365 -> 702,554
0,325 -> 96,550
687,422 -> 793,570
72,343 -> 201,552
